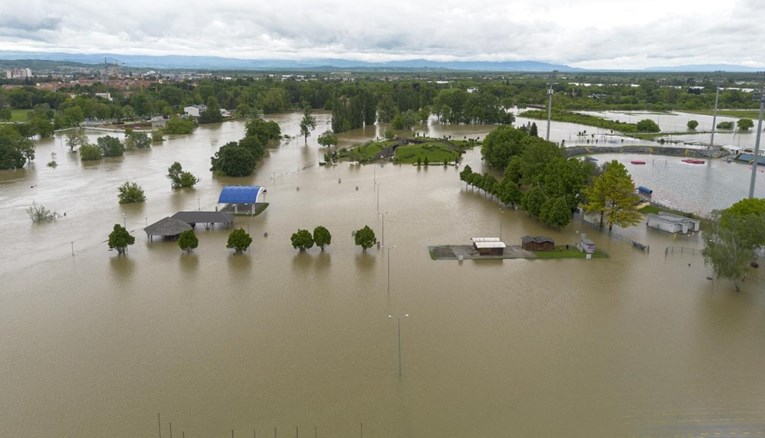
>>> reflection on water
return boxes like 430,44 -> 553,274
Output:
0,114 -> 763,437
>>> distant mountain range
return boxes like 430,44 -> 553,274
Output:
0,51 -> 760,73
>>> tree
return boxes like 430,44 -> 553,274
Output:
65,129 -> 88,152
117,181 -> 146,204
79,144 -> 102,161
151,129 -> 164,143
636,119 -> 660,132
313,226 -> 332,251
178,229 -> 199,253
687,120 -> 699,130
26,202 -> 57,223
108,224 -> 135,255
529,122 -> 538,137
317,130 -> 338,148
354,225 -> 377,252
299,106 -> 316,143
245,118 -> 281,144
97,135 -> 125,157
291,229 -> 314,251
703,205 -> 765,291
210,142 -> 256,177
737,118 -> 754,131
0,125 -> 34,169
167,162 -> 199,189
165,116 -> 196,134
481,126 -> 527,170
226,228 -> 252,254
582,160 -> 641,231
199,97 -> 223,124
125,131 -> 151,149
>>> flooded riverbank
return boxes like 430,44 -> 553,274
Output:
1,115 -> 763,437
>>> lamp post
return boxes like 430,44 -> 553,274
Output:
386,245 -> 396,294
379,211 -> 387,248
122,213 -> 126,228
749,85 -> 764,199
499,208 -> 503,241
387,313 -> 409,378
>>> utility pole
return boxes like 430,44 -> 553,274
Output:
749,79 -> 764,199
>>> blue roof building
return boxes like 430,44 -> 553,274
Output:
217,186 -> 266,215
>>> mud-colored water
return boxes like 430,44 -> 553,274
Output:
1,114 -> 763,437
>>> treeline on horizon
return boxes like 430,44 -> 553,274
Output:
1,72 -> 762,139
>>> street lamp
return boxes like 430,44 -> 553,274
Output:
387,313 -> 409,378
379,210 -> 387,248
386,244 -> 396,294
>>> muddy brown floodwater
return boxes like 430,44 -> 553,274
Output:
0,113 -> 764,437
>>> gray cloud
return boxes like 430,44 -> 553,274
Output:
1,0 -> 762,68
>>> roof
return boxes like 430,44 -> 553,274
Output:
172,211 -> 234,224
474,241 -> 507,249
648,213 -> 699,224
471,237 -> 501,243
144,217 -> 192,236
218,186 -> 265,204
521,235 -> 555,244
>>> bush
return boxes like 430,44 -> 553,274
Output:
636,119 -> 660,132
165,117 -> 196,135
79,144 -> 102,161
687,120 -> 698,130
716,121 -> 734,130
26,202 -> 57,223
117,181 -> 146,204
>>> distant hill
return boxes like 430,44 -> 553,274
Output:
0,51 -> 759,73
644,64 -> 761,73
0,51 -> 576,72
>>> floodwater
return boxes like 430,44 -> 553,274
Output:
1,114 -> 764,437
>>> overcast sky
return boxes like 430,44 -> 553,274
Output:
1,0 -> 763,69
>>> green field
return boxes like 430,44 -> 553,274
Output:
394,142 -> 460,164
10,109 -> 28,122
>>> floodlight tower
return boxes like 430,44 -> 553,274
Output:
709,80 -> 721,155
748,74 -> 764,199
545,71 -> 557,141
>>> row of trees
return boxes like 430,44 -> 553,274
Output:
108,224 -> 379,256
466,125 -> 641,230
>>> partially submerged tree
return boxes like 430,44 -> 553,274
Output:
703,198 -> 765,291
178,229 -> 199,253
117,181 -> 146,204
227,228 -> 252,254
167,162 -> 199,189
313,226 -> 332,251
687,120 -> 699,130
65,129 -> 88,152
299,106 -> 316,143
582,160 -> 641,231
125,130 -> 151,149
26,202 -> 57,223
108,224 -> 135,255
636,119 -> 660,132
354,225 -> 377,252
291,229 -> 314,251
317,130 -> 338,148
97,135 -> 125,157
79,144 -> 102,161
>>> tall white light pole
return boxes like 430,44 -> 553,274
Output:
749,87 -> 764,199
388,313 -> 409,378
709,83 -> 720,153
546,84 -> 553,141
386,245 -> 396,294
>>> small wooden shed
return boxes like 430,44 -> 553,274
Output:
521,235 -> 555,251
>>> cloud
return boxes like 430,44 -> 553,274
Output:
1,0 -> 763,69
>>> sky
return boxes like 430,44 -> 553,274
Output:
1,0 -> 763,69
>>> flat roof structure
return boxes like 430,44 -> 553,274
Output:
172,211 -> 234,229
471,237 -> 507,249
